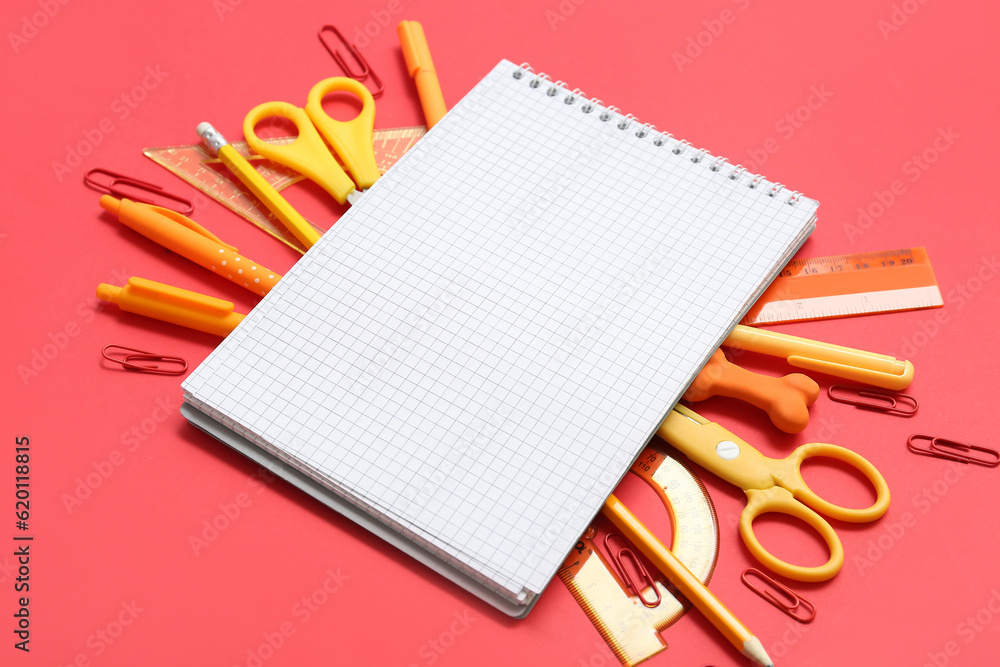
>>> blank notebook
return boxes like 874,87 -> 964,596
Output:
182,59 -> 818,616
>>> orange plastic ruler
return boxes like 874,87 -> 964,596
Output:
144,126 -> 426,253
558,442 -> 718,666
742,247 -> 943,325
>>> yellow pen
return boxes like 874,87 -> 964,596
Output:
97,277 -> 245,337
397,21 -> 447,128
196,122 -> 322,249
725,324 -> 915,390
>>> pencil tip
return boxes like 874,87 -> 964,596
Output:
741,636 -> 774,667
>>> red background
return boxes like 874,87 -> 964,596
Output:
4,1 -> 1000,666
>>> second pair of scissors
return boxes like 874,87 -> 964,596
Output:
657,405 -> 890,583
244,77 -> 380,206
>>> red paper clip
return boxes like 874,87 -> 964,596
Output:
84,168 -> 194,215
741,568 -> 816,623
604,533 -> 661,608
907,434 -> 999,468
102,344 -> 188,376
318,24 -> 384,98
828,384 -> 918,415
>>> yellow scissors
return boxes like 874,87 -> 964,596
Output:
243,77 -> 381,207
656,405 -> 890,582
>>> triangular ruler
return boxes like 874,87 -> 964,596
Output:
144,126 -> 426,253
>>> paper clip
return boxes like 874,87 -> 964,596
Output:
84,168 -> 193,215
604,533 -> 661,608
102,344 -> 188,376
907,434 -> 999,468
318,24 -> 384,98
828,384 -> 918,416
741,568 -> 816,623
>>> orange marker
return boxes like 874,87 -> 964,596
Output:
100,196 -> 281,297
397,20 -> 446,128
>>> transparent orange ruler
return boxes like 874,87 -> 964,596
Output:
144,126 -> 425,253
558,442 -> 719,667
743,247 -> 943,325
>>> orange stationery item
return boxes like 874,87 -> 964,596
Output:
684,350 -> 820,433
101,196 -> 282,297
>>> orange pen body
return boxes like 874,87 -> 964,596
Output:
97,278 -> 245,337
101,195 -> 281,297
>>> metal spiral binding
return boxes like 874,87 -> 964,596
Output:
512,63 -> 801,205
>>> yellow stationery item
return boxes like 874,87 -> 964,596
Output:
96,277 -> 245,337
657,405 -> 890,582
197,122 -> 322,249
243,77 -> 379,206
602,495 -> 773,667
724,324 -> 914,390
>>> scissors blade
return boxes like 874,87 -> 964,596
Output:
346,189 -> 364,206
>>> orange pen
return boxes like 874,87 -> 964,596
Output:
397,20 -> 447,128
96,277 -> 246,337
100,195 -> 282,297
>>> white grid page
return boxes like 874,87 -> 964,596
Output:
184,59 -> 818,597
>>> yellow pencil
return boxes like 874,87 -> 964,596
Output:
601,494 -> 774,667
196,122 -> 322,249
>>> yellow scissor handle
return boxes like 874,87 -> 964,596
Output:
774,442 -> 891,523
740,486 -> 844,582
243,100 -> 356,204
306,77 -> 380,189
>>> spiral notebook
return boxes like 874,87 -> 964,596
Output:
181,59 -> 818,616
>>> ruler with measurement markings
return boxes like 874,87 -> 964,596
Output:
558,442 -> 719,667
144,126 -> 426,253
742,247 -> 943,325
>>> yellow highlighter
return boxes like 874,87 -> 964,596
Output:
397,20 -> 447,128
725,324 -> 915,390
97,277 -> 245,337
196,122 -> 322,249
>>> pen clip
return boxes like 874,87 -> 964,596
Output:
142,202 -> 239,252
127,277 -> 236,315
786,355 -> 914,391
